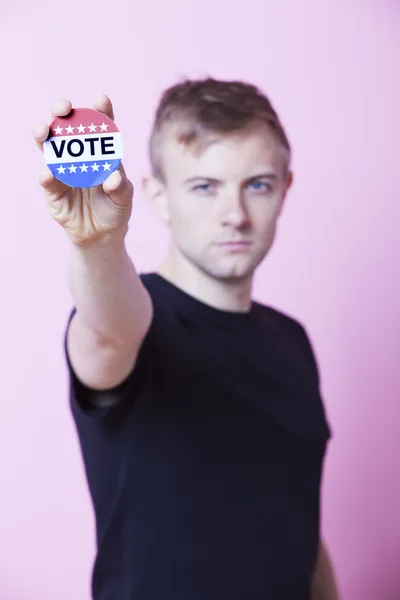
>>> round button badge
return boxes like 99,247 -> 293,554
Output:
43,108 -> 123,188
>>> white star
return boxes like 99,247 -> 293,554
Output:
80,164 -> 88,172
54,125 -> 63,135
68,164 -> 77,173
76,123 -> 86,133
57,165 -> 66,174
88,123 -> 97,133
91,163 -> 100,172
65,124 -> 75,134
99,122 -> 109,132
103,162 -> 111,171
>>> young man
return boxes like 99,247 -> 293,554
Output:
34,78 -> 340,599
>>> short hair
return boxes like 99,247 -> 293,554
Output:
149,77 -> 291,180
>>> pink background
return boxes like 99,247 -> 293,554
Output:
0,0 -> 399,598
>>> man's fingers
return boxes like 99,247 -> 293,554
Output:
39,168 -> 66,196
92,94 -> 115,121
51,98 -> 73,119
33,123 -> 50,151
103,169 -> 133,207
34,98 -> 73,152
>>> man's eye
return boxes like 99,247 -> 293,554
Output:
249,181 -> 271,192
193,184 -> 214,193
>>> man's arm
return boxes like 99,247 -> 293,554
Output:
34,94 -> 153,394
67,233 -> 153,391
311,539 -> 340,600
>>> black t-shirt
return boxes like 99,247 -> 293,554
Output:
65,272 -> 331,600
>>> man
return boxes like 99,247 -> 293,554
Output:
34,78 -> 340,599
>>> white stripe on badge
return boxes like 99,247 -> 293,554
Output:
44,132 -> 123,165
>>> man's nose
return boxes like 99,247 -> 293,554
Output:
219,192 -> 250,228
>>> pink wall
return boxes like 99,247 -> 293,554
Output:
0,0 -> 398,598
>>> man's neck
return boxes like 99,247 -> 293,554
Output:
157,252 -> 253,314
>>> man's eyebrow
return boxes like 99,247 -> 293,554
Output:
183,172 -> 278,185
183,176 -> 220,184
244,172 -> 278,182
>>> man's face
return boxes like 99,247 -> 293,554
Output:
152,123 -> 292,282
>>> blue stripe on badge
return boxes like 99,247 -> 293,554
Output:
47,159 -> 121,189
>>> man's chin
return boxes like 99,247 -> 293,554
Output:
182,249 -> 266,283
202,262 -> 257,283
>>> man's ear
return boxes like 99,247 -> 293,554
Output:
286,170 -> 294,190
277,170 -> 294,217
141,175 -> 170,224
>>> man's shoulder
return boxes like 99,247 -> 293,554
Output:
139,271 -> 160,290
139,272 -> 170,311
253,301 -> 318,365
253,300 -> 306,337
256,301 -> 321,381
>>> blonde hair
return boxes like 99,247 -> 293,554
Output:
149,77 -> 291,180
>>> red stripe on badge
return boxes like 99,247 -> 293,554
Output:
50,108 -> 119,138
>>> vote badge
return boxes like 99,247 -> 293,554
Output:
43,108 -> 123,188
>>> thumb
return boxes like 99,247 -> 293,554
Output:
102,169 -> 133,207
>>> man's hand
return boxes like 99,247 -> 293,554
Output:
33,94 -> 133,247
